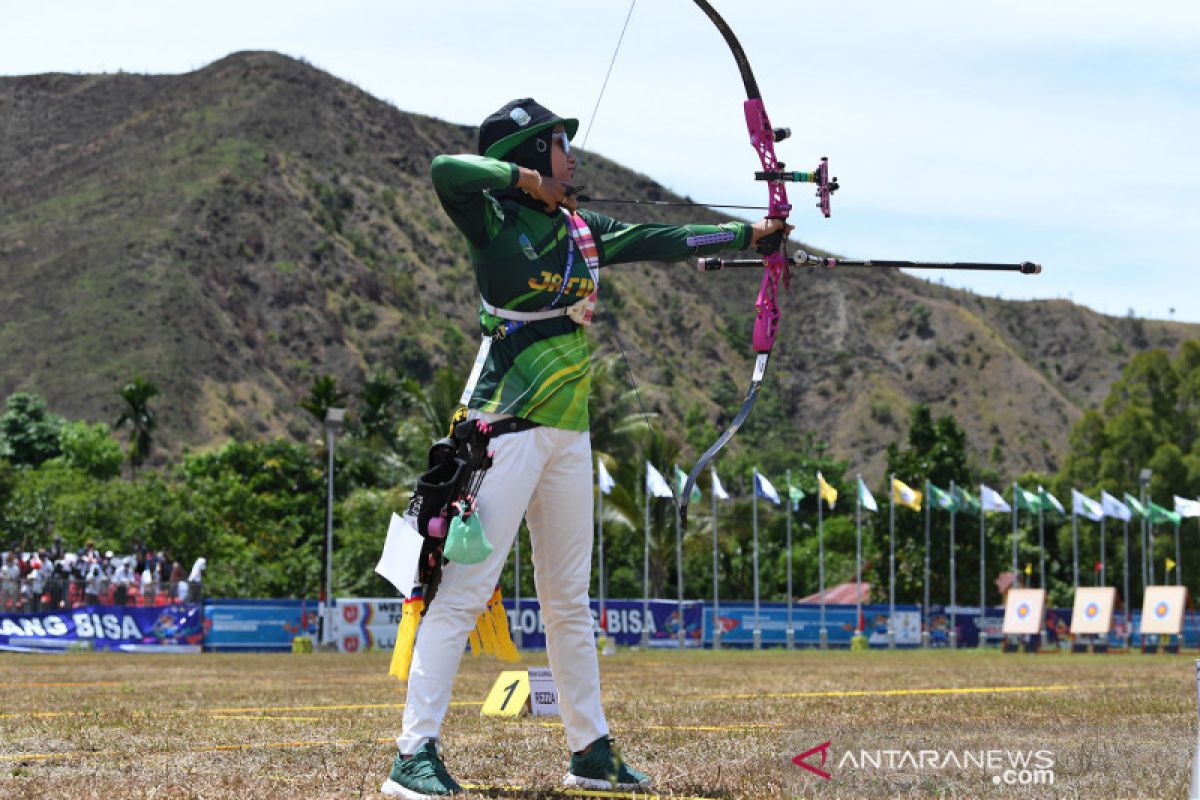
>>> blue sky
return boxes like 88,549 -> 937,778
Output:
5,1 -> 1198,322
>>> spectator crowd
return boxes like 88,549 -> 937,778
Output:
0,538 -> 206,613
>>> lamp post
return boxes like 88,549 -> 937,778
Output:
323,407 -> 346,647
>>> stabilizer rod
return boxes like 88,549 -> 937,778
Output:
696,251 -> 1041,274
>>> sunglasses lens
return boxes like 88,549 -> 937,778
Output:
554,132 -> 570,154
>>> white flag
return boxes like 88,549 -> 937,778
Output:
979,484 -> 1011,513
1175,495 -> 1200,518
645,461 -> 674,499
754,471 -> 781,505
711,470 -> 730,501
1101,490 -> 1131,521
596,458 -> 615,496
1072,489 -> 1103,521
857,477 -> 878,513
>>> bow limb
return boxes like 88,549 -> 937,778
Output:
679,0 -> 793,528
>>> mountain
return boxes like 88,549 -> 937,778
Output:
1,51 -> 1195,478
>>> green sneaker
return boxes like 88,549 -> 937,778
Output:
564,735 -> 652,791
381,741 -> 463,799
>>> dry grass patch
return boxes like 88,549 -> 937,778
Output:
0,648 -> 1192,798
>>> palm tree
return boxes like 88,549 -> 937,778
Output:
114,376 -> 160,479
300,374 -> 349,426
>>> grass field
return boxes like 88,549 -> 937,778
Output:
0,647 -> 1195,799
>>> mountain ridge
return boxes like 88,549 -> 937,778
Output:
1,50 -> 1194,480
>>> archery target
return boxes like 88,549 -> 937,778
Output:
1002,588 -> 1045,635
1070,587 -> 1116,635
1139,586 -> 1188,635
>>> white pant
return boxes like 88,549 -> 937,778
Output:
397,418 -> 608,755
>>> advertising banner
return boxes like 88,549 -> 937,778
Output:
331,598 -> 406,653
0,604 -> 203,653
203,599 -> 319,651
705,602 -> 922,648
510,598 -> 704,649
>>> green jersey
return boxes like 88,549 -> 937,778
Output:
431,153 -> 751,431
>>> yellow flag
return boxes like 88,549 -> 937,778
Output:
1024,562 -> 1033,576
891,478 -> 922,511
817,472 -> 838,509
1167,558 -> 1177,572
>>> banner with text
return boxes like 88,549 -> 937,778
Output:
0,604 -> 203,653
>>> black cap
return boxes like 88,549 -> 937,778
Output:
478,98 -> 578,160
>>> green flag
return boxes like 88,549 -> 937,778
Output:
953,485 -> 980,513
1123,493 -> 1148,518
1015,485 -> 1043,512
674,466 -> 702,503
1147,501 -> 1182,526
1039,487 -> 1065,515
929,483 -> 959,512
788,484 -> 806,511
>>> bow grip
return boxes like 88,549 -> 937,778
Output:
755,229 -> 784,256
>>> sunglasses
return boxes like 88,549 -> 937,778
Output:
551,131 -> 571,154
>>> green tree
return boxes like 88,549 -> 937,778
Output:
58,420 -> 123,480
877,403 -> 973,606
0,392 -> 64,467
114,377 -> 160,478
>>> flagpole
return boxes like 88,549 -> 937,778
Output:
597,458 -> 606,649
786,469 -> 794,650
979,483 -> 986,649
711,465 -> 721,651
818,472 -> 827,650
674,464 -> 685,649
1176,520 -> 1183,587
1123,516 -> 1131,649
1141,485 -> 1149,591
752,467 -> 762,651
923,478 -> 931,649
855,474 -> 864,639
514,526 -> 523,650
1011,482 -> 1019,588
1072,496 -> 1079,590
1100,513 -> 1106,586
888,473 -> 896,650
1148,489 -> 1155,585
949,480 -> 957,649
1038,493 -> 1045,590
642,464 -> 650,648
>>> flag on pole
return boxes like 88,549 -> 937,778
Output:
1174,496 -> 1200,518
980,484 -> 1011,513
788,484 -> 805,511
1075,489 -> 1099,520
1123,493 -> 1148,518
1167,557 -> 1177,573
674,467 -> 702,503
1038,486 -> 1065,515
1025,562 -> 1033,577
817,472 -> 838,509
954,485 -> 980,513
928,483 -> 958,512
1100,491 -> 1131,521
1071,489 -> 1103,521
1148,501 -> 1182,526
857,477 -> 878,513
711,470 -> 730,501
891,477 -> 922,511
645,461 -> 674,499
1094,561 -> 1103,573
754,471 -> 781,505
596,458 -> 615,495
1015,485 -> 1042,512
